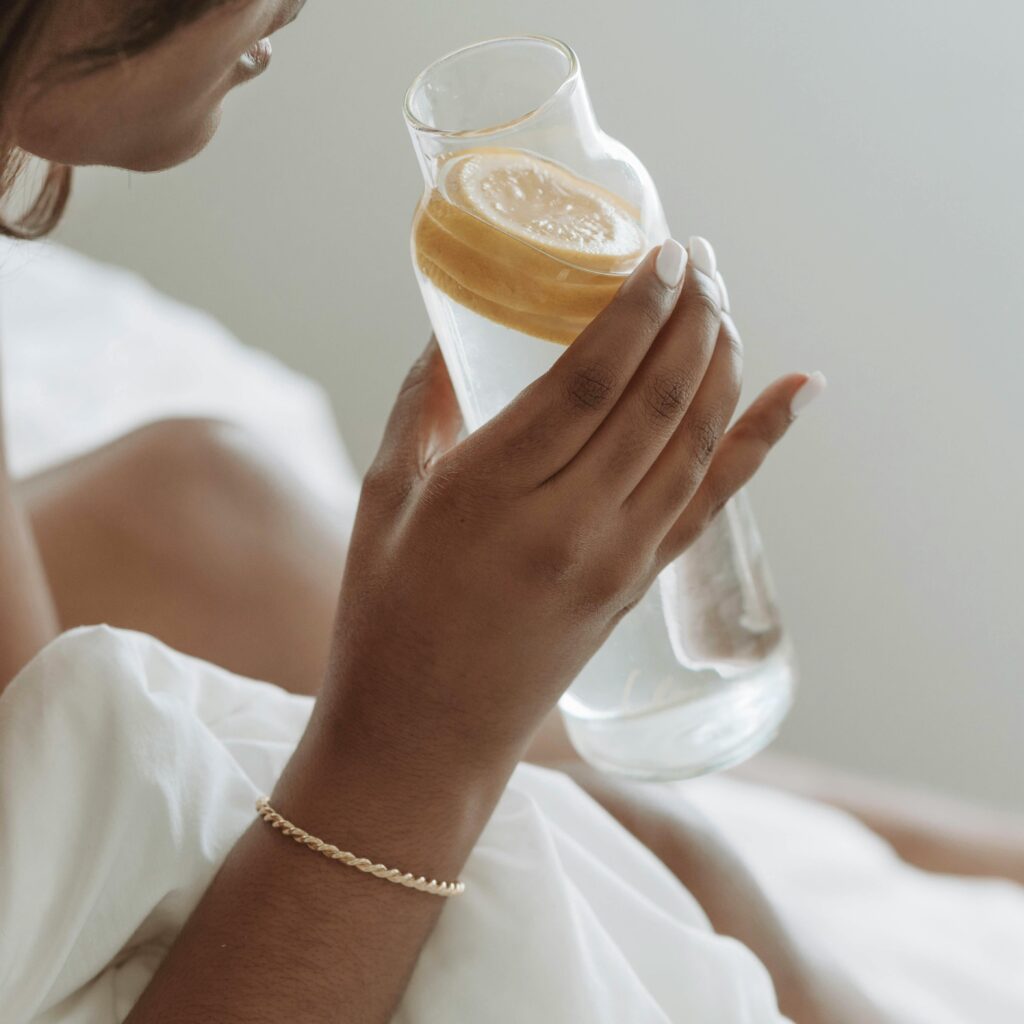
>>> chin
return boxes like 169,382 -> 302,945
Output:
113,108 -> 225,173
17,100 -> 227,173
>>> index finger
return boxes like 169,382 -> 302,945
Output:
470,241 -> 688,484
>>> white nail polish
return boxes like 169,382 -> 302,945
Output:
688,236 -> 717,280
790,371 -> 828,417
655,238 -> 687,288
715,270 -> 730,312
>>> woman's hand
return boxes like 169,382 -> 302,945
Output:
129,241 -> 818,1024
325,240 -> 811,771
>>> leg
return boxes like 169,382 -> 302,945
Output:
557,762 -> 886,1024
733,751 -> 1024,885
528,712 -> 1024,885
20,419 -> 348,695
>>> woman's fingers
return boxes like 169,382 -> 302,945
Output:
468,243 -> 687,484
657,372 -> 824,565
556,238 -> 725,498
625,312 -> 744,529
368,336 -> 463,484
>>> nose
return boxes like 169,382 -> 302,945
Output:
281,0 -> 309,31
268,0 -> 308,37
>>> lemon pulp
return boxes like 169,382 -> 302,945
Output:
413,147 -> 647,346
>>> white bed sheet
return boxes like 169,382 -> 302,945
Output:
0,238 -> 357,517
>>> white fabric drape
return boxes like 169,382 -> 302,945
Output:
0,626 -> 788,1023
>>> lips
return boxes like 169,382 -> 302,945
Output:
241,37 -> 273,75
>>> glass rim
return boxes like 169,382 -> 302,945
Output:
403,35 -> 580,139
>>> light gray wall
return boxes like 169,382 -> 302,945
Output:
55,1 -> 1024,810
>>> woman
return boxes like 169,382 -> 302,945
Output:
1,4 -> 1019,1023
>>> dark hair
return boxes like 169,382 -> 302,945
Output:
0,0 -> 234,239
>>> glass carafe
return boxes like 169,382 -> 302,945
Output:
404,36 -> 795,780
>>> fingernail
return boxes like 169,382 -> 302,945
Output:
790,371 -> 828,417
715,270 -> 730,312
655,238 -> 687,288
688,236 -> 717,280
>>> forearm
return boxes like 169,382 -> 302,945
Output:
0,450 -> 60,691
126,704 -> 511,1023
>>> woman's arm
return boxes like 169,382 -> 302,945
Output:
127,706 -> 512,1024
0,353 -> 60,691
120,243 -> 807,1021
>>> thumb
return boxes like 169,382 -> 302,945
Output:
373,336 -> 463,478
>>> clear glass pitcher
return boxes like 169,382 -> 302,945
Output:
404,35 -> 795,780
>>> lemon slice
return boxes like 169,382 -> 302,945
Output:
413,147 -> 647,346
442,148 -> 646,274
415,199 -> 615,321
417,253 -> 589,346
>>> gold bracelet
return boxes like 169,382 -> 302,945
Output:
255,797 -> 466,898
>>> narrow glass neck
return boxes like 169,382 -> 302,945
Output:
404,36 -> 601,189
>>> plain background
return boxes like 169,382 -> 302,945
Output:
53,1 -> 1024,811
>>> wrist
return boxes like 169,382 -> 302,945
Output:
270,699 -> 513,887
322,642 -> 536,771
